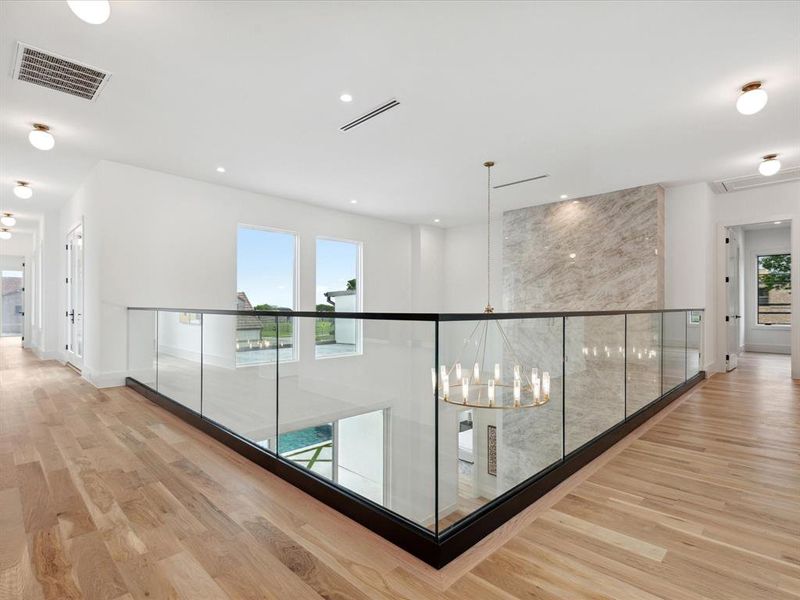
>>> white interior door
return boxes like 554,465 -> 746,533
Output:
725,228 -> 741,371
66,225 -> 84,371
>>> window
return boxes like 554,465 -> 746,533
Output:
276,409 -> 385,504
757,253 -> 791,326
315,238 -> 361,358
236,226 -> 297,363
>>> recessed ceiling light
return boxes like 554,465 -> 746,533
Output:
29,123 -> 54,151
560,194 -> 569,199
736,81 -> 768,115
434,218 -> 440,223
0,214 -> 16,227
340,93 -> 353,103
569,253 -> 576,259
216,166 -> 226,173
13,181 -> 32,199
0,229 -> 11,241
758,154 -> 781,177
774,221 -> 783,225
349,199 -> 358,204
67,0 -> 111,25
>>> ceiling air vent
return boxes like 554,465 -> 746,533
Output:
711,167 -> 800,193
493,174 -> 549,189
12,42 -> 111,101
340,99 -> 400,132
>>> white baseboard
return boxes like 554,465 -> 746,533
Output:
744,344 -> 791,355
82,369 -> 128,389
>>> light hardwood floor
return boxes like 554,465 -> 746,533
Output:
1,337 -> 798,599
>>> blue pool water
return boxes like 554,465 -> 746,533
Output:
278,424 -> 333,453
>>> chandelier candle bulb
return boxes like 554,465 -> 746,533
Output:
533,377 -> 541,404
462,377 -> 470,404
513,365 -> 521,381
455,363 -> 462,380
513,379 -> 521,407
473,362 -> 480,384
487,379 -> 495,407
443,373 -> 449,399
543,372 -> 550,402
494,363 -> 501,381
531,367 -> 538,383
431,368 -> 437,393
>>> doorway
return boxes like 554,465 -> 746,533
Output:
1,267 -> 24,339
65,224 -> 84,371
724,220 -> 793,372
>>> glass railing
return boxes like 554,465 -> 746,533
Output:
127,307 -> 704,559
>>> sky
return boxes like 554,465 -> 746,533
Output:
236,227 -> 357,308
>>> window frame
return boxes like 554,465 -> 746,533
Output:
754,250 -> 791,329
314,235 -> 364,359
236,223 -> 300,364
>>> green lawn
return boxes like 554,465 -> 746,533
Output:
260,319 -> 336,343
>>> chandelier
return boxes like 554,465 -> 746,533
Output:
433,161 -> 551,409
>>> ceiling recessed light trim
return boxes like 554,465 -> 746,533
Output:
758,153 -> 781,177
774,221 -> 783,225
13,181 -> 33,199
340,93 -> 353,103
736,81 -> 768,115
216,166 -> 226,173
560,194 -> 569,199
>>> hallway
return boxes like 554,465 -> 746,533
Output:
1,340 -> 798,599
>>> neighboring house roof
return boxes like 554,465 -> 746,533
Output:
236,291 -> 265,331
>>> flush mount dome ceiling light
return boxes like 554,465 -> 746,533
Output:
67,0 -> 111,24
0,214 -> 16,227
758,153 -> 781,176
13,181 -> 33,199
29,124 -> 55,151
0,229 -> 11,240
736,81 -> 768,115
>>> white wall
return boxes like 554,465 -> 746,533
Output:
56,160 -> 420,385
665,180 -> 799,379
742,226 -> 791,354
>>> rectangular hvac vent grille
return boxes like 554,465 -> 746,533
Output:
340,99 -> 400,131
13,43 -> 111,101
712,166 -> 800,193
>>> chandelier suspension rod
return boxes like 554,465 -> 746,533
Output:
484,161 -> 495,312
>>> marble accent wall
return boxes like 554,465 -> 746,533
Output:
502,184 -> 665,311
495,184 -> 665,493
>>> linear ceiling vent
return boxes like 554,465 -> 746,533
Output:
12,42 -> 111,101
340,99 -> 400,132
711,166 -> 800,193
493,174 -> 549,189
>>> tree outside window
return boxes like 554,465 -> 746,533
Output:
757,254 -> 791,326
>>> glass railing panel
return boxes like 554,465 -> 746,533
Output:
662,311 -> 688,394
201,314 -> 278,450
276,316 -> 436,532
127,309 -> 157,388
156,309 -> 202,412
626,312 -> 662,415
436,316 -> 563,533
687,310 -> 703,379
564,314 -> 625,453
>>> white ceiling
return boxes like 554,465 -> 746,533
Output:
0,1 -> 798,228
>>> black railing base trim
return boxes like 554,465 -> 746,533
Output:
126,370 -> 704,569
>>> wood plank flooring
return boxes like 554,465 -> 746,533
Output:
1,336 -> 798,599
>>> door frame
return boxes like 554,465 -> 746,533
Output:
716,215 -> 795,376
65,221 -> 84,371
